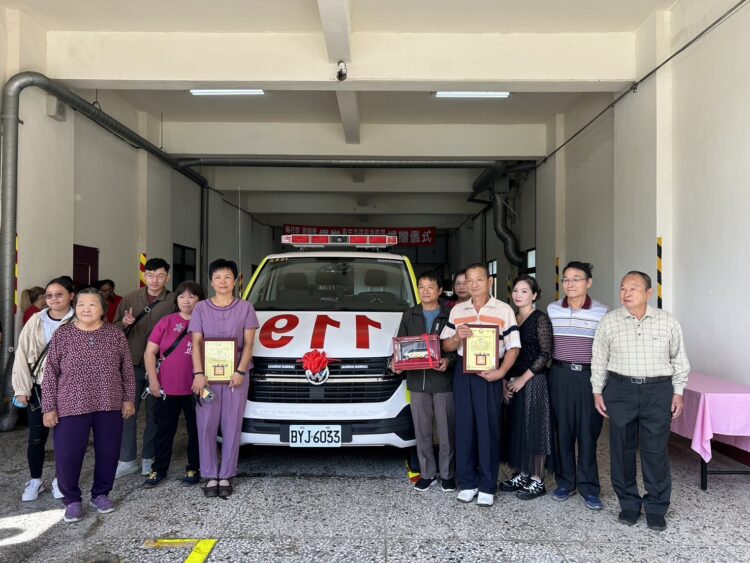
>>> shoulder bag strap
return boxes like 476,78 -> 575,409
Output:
125,291 -> 172,335
160,325 -> 189,362
30,315 -> 74,384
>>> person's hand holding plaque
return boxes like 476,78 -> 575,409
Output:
456,324 -> 474,340
462,324 -> 500,374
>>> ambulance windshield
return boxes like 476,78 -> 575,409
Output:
248,257 -> 416,312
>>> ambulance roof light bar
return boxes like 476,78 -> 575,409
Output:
281,234 -> 398,248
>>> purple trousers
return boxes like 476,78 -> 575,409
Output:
53,410 -> 123,505
196,378 -> 249,479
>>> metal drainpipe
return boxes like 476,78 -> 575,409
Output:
492,192 -> 525,267
0,71 -> 209,431
180,157 -> 497,169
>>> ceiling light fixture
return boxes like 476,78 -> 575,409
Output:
434,91 -> 511,99
189,89 -> 265,96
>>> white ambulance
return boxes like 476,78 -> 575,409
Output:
241,234 -> 419,449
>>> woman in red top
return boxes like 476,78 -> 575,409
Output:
21,286 -> 45,326
95,279 -> 122,323
143,281 -> 205,488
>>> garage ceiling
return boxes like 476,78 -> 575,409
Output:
3,0 -> 675,229
115,91 -> 583,124
4,0 -> 675,33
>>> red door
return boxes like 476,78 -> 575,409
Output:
73,244 -> 99,291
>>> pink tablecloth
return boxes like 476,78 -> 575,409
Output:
671,372 -> 750,462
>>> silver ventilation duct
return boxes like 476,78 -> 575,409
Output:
492,192 -> 524,267
0,72 -> 209,431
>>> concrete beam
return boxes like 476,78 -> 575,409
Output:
249,213 -> 467,229
47,31 -> 635,92
316,0 -> 351,63
335,91 -> 360,143
213,167 -> 477,193
242,192 -> 480,215
165,122 -> 547,157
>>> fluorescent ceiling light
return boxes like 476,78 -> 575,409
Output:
189,89 -> 265,96
434,91 -> 511,99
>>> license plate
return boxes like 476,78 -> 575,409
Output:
288,425 -> 342,448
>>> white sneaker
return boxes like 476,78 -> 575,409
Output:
457,488 -> 479,503
115,460 -> 139,479
51,478 -> 64,499
22,479 -> 46,501
141,458 -> 154,476
477,492 -> 495,506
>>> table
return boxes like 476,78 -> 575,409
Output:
671,372 -> 750,490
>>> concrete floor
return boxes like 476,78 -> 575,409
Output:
0,417 -> 748,563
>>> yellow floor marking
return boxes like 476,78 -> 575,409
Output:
143,539 -> 218,563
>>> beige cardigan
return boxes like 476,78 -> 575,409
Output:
11,309 -> 72,397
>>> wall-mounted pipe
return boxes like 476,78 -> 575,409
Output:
180,157 -> 497,169
492,193 -> 524,267
0,71 -> 210,431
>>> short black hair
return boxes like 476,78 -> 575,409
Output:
417,270 -> 442,288
513,274 -> 542,302
73,287 -> 108,320
465,263 -> 490,278
144,258 -> 170,273
454,268 -> 467,279
46,276 -> 76,294
622,270 -> 652,290
209,258 -> 238,279
95,279 -> 115,290
174,280 -> 206,301
563,261 -> 593,280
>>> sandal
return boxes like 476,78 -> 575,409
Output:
218,479 -> 233,498
203,479 -> 219,498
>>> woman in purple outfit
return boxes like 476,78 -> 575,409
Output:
42,287 -> 136,523
190,259 -> 259,498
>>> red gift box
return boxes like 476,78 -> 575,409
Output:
392,334 -> 442,371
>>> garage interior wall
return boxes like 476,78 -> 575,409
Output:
2,11 -> 275,329
1,0 -> 748,388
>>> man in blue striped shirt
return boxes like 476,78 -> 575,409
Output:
547,261 -> 608,510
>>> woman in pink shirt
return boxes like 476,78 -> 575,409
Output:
143,281 -> 205,488
42,287 -> 136,523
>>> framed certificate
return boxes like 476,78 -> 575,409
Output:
204,339 -> 237,382
462,324 -> 500,374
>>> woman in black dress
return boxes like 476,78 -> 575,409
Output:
500,274 -> 553,500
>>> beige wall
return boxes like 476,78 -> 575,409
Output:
670,0 -> 750,384
564,93 -> 615,307
73,106 -> 140,291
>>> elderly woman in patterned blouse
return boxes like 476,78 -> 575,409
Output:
43,287 -> 136,524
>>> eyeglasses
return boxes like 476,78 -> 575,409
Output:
562,277 -> 587,284
145,273 -> 167,281
45,292 -> 66,300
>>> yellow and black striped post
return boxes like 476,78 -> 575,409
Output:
139,253 -> 147,287
656,237 -> 663,309
555,257 -> 560,300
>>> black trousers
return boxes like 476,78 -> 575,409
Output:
548,364 -> 603,497
603,377 -> 673,515
27,386 -> 49,479
152,395 -> 199,475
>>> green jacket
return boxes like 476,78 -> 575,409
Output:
397,303 -> 455,393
